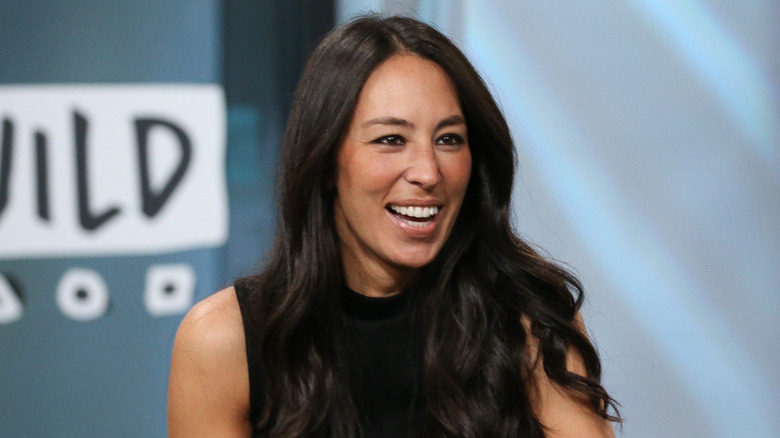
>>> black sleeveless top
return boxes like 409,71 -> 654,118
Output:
234,280 -> 424,437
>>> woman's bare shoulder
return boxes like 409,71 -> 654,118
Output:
523,313 -> 616,438
173,287 -> 246,363
168,286 -> 252,437
180,287 -> 244,334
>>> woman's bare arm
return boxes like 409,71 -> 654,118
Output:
168,287 -> 253,438
526,314 -> 617,438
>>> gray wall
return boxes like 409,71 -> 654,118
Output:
0,1 -> 334,436
0,2 -> 222,437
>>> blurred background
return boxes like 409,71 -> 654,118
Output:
1,0 -> 778,437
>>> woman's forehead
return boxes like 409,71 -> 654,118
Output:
350,54 -> 462,124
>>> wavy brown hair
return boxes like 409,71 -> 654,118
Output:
240,14 -> 619,437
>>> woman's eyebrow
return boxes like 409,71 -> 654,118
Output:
435,115 -> 466,131
362,116 -> 413,129
361,114 -> 465,130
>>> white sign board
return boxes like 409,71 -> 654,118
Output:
0,84 -> 228,257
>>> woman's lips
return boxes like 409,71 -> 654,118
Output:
386,204 -> 439,236
387,204 -> 439,219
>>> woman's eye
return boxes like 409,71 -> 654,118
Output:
436,133 -> 465,145
372,135 -> 406,145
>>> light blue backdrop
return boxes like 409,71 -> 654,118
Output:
338,1 -> 780,437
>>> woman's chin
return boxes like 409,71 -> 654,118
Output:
388,249 -> 440,271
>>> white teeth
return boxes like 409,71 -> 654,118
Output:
389,205 -> 439,218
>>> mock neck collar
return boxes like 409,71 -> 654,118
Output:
342,286 -> 412,320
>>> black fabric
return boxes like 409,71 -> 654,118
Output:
234,280 -> 424,437
233,279 -> 265,437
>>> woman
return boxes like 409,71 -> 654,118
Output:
169,15 -> 619,437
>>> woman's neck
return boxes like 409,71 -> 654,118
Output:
341,252 -> 418,298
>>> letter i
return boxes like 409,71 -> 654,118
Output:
35,130 -> 50,221
0,118 -> 13,217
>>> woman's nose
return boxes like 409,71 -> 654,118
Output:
403,144 -> 441,189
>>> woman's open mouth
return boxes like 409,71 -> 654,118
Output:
386,204 -> 440,228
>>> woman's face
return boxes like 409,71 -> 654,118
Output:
334,54 -> 472,295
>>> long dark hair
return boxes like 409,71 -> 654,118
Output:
240,15 -> 619,437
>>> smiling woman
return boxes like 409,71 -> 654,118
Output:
335,54 -> 472,296
168,15 -> 620,438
